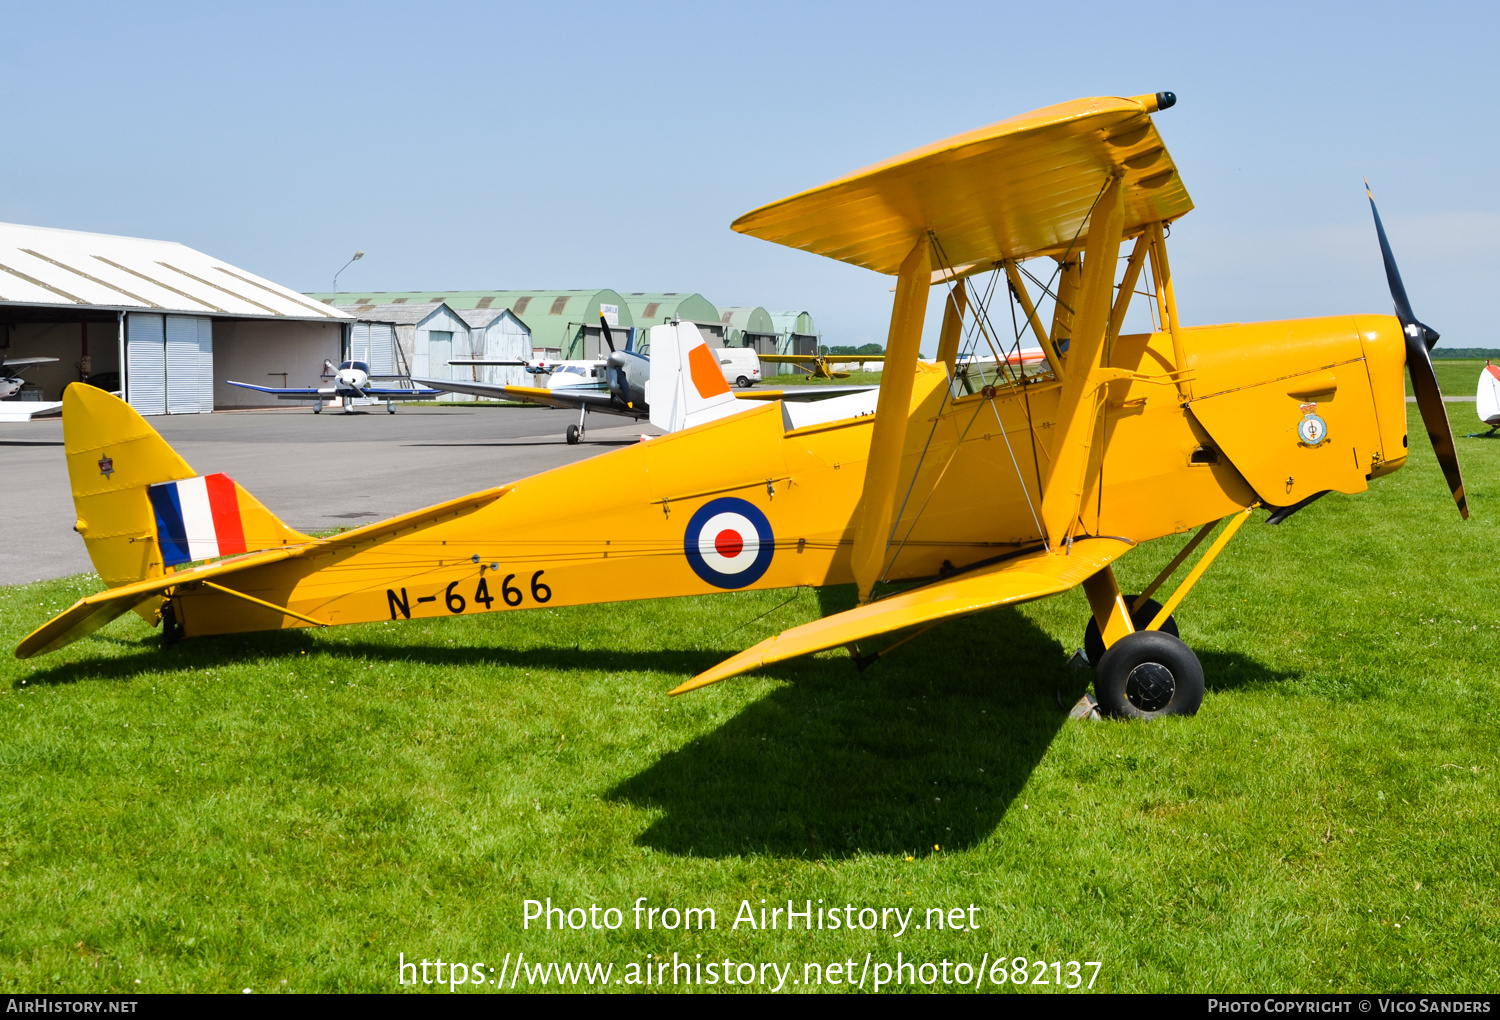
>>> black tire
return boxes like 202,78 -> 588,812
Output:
1083,594 -> 1178,667
736,376 -> 752,389
565,424 -> 581,445
1093,630 -> 1204,719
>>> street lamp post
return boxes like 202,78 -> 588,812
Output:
332,250 -> 365,297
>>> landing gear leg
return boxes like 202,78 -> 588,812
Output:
160,600 -> 184,651
566,406 -> 587,445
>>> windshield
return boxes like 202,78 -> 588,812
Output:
949,354 -> 1053,398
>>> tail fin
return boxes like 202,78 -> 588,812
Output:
645,322 -> 747,433
63,384 -> 311,589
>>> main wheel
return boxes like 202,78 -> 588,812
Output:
1083,594 -> 1178,667
387,402 -> 395,414
1094,630 -> 1204,719
313,404 -> 322,414
565,423 -> 581,445
736,376 -> 752,389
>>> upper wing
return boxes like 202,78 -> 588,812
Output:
670,537 -> 1132,694
732,94 -> 1189,275
2,356 -> 61,368
226,380 -> 327,396
409,376 -> 625,413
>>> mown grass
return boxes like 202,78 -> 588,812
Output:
0,406 -> 1495,994
1407,358 -> 1486,398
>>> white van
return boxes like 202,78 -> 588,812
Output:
718,348 -> 762,388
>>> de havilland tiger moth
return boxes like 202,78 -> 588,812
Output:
17,93 -> 1466,719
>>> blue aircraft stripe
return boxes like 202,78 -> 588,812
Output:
148,483 -> 192,567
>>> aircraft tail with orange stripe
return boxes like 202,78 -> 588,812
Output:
645,322 -> 747,433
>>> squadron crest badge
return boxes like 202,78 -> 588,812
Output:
1296,402 -> 1328,446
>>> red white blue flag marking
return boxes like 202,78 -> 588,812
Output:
683,497 -> 774,589
149,473 -> 248,567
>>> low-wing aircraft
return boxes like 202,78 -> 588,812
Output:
226,361 -> 442,413
0,356 -> 60,400
1471,361 -> 1500,437
418,314 -> 872,442
19,93 -> 1465,722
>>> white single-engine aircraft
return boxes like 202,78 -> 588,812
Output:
1473,361 -> 1500,437
419,315 -> 874,443
227,360 -> 442,414
0,356 -> 59,400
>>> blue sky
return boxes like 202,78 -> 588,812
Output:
2,1 -> 1495,349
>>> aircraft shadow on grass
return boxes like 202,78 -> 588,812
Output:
16,596 -> 1294,860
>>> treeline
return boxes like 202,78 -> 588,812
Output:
818,344 -> 885,355
1432,348 -> 1500,359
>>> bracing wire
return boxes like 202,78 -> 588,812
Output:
874,174 -> 1115,586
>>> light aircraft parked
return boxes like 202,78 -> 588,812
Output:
0,356 -> 59,400
19,93 -> 1466,722
420,315 -> 871,443
1472,361 -> 1500,437
226,361 -> 441,413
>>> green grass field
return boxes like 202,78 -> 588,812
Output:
0,405 -> 1495,993
1407,359 -> 1488,399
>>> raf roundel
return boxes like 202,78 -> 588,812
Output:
683,497 -> 775,589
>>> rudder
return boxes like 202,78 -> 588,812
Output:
63,383 -> 311,590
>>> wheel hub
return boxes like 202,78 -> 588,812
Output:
1125,661 -> 1176,712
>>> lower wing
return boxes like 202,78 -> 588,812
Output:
671,537 -> 1132,694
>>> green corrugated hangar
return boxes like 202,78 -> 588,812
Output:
315,290 -> 634,361
623,293 -> 722,350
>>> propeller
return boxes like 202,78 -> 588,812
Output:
1366,180 -> 1467,519
598,312 -> 617,354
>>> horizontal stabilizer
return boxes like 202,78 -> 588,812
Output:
670,537 -> 1132,694
16,547 -> 301,659
19,485 -> 510,659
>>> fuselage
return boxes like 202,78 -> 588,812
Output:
169,313 -> 1409,639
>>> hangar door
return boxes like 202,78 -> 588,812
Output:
126,313 -> 213,415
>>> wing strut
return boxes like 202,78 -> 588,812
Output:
1038,173 -> 1126,547
850,235 -> 931,604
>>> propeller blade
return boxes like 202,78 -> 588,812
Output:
1366,181 -> 1467,519
598,313 -> 616,354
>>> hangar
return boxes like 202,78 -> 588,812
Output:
334,302 -> 531,400
624,293 -> 723,349
770,310 -> 820,375
0,221 -> 349,416
318,289 -> 631,361
719,306 -> 779,354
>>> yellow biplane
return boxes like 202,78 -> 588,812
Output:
18,93 -> 1466,718
759,351 -> 885,380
